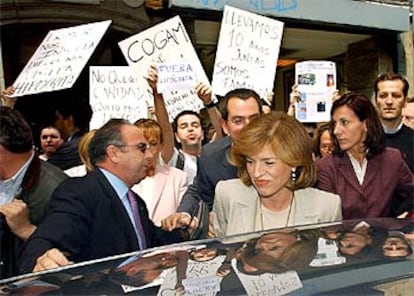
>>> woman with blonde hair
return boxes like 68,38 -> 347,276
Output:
64,129 -> 96,177
132,119 -> 188,226
211,111 -> 342,237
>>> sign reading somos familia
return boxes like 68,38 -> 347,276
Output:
11,20 -> 111,97
118,16 -> 208,121
212,6 -> 284,99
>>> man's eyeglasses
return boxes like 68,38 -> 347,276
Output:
116,143 -> 151,154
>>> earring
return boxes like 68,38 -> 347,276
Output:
291,168 -> 297,183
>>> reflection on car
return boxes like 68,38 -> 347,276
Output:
0,218 -> 412,295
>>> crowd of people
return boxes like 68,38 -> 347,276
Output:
0,70 -> 413,281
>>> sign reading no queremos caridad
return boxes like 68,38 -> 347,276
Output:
89,66 -> 151,130
12,20 -> 111,97
118,16 -> 207,122
212,6 -> 284,99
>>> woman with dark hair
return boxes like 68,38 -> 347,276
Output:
316,92 -> 413,219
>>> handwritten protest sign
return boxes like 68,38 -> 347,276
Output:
212,5 -> 284,99
118,16 -> 208,121
295,61 -> 336,122
157,251 -> 224,296
89,66 -> 150,129
12,20 -> 111,97
232,259 -> 303,296
157,61 -> 196,94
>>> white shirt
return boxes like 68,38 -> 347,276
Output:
0,151 -> 34,205
163,148 -> 197,184
347,152 -> 368,185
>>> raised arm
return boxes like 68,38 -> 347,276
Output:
195,82 -> 223,141
145,65 -> 175,163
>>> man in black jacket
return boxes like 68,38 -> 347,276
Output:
0,106 -> 67,278
19,119 -> 186,274
48,99 -> 93,171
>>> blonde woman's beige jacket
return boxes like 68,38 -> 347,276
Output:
212,178 -> 342,237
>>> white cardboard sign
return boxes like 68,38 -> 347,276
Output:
12,20 -> 111,97
212,5 -> 284,99
89,66 -> 151,129
118,16 -> 208,121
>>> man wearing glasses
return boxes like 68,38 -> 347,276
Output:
19,119 -> 186,274
162,88 -> 263,235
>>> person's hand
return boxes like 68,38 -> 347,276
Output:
161,212 -> 198,232
195,82 -> 212,105
332,89 -> 341,102
145,64 -> 158,92
0,199 -> 35,240
147,105 -> 156,119
1,86 -> 17,108
287,84 -> 301,116
266,90 -> 274,105
207,212 -> 217,238
216,261 -> 231,277
289,84 -> 301,105
33,248 -> 73,272
174,284 -> 185,296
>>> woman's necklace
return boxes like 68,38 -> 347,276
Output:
258,192 -> 295,230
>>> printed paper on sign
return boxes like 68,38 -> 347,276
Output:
294,61 -> 337,123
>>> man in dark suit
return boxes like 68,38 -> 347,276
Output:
19,118 -> 185,274
48,98 -> 93,171
0,106 -> 68,278
374,73 -> 414,216
161,88 -> 262,232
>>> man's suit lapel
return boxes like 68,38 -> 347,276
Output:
93,170 -> 139,251
362,155 -> 379,188
335,155 -> 364,195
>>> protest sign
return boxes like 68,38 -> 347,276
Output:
118,16 -> 208,121
89,66 -> 151,129
212,5 -> 284,99
233,259 -> 303,296
12,20 -> 111,97
294,61 -> 336,123
157,61 -> 196,94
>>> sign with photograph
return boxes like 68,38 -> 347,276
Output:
12,20 -> 111,97
118,16 -> 208,121
294,61 -> 336,123
89,66 -> 151,129
212,5 -> 284,99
